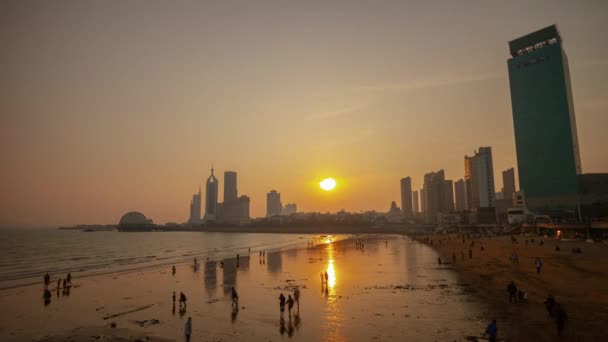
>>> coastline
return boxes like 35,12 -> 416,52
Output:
411,233 -> 608,341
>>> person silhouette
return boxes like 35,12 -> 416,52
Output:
287,295 -> 294,316
184,316 -> 192,342
294,287 -> 301,310
279,293 -> 286,316
231,287 -> 239,309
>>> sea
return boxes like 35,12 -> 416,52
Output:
0,228 -> 348,290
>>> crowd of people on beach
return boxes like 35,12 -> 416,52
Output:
42,272 -> 74,305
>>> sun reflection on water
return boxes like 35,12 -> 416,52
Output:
327,259 -> 336,288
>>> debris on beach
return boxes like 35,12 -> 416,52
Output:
135,319 -> 160,327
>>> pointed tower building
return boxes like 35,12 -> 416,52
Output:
205,167 -> 219,222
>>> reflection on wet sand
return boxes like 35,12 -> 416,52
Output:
204,260 -> 217,297
266,252 -> 282,274
222,259 -> 238,295
322,242 -> 343,341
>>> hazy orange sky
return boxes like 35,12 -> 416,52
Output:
1,1 -> 607,227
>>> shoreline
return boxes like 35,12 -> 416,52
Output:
410,232 -> 608,341
0,233 -> 361,292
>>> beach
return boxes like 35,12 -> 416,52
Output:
0,234 -> 487,341
417,233 -> 608,341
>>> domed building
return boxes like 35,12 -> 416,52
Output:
118,211 -> 154,231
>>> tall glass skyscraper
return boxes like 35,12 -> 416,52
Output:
507,25 -> 582,210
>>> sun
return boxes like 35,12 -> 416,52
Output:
320,178 -> 337,191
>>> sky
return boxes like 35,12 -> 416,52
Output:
1,0 -> 608,227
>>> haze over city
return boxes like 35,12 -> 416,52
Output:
2,0 -> 608,227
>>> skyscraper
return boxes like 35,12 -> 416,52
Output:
223,171 -> 238,202
443,179 -> 454,212
420,188 -> 426,214
188,186 -> 202,224
205,167 -> 218,222
502,168 -> 516,201
508,25 -> 582,210
413,190 -> 419,214
464,147 -> 496,209
221,171 -> 250,224
400,177 -> 413,217
454,179 -> 467,212
422,170 -> 452,223
266,190 -> 282,217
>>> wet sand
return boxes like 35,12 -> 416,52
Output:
0,234 -> 487,341
418,234 -> 608,341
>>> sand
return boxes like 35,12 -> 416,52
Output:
0,234 -> 488,341
417,233 -> 608,341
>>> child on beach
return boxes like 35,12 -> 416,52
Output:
294,287 -> 300,308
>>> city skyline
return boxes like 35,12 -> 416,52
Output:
2,1 -> 608,227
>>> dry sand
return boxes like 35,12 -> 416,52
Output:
417,233 -> 608,341
0,234 -> 489,341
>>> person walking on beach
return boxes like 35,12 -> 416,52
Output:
184,316 -> 192,342
535,257 -> 542,274
286,295 -> 294,316
172,265 -> 176,275
44,273 -> 50,288
555,303 -> 567,336
172,291 -> 176,304
279,293 -> 286,316
507,281 -> 517,303
231,287 -> 239,309
56,278 -> 61,290
294,287 -> 300,309
483,319 -> 498,342
324,271 -> 329,285
179,292 -> 187,308
544,294 -> 556,317
66,273 -> 72,286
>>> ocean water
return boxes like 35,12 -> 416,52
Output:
0,229 -> 346,289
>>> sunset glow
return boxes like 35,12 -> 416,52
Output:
320,178 -> 337,191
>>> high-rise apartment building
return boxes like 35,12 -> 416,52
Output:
422,170 -> 452,223
464,147 -> 496,209
443,179 -> 454,212
400,177 -> 413,217
508,24 -> 581,210
413,190 -> 419,214
266,190 -> 282,217
502,168 -> 516,201
454,179 -> 466,212
188,186 -> 202,224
